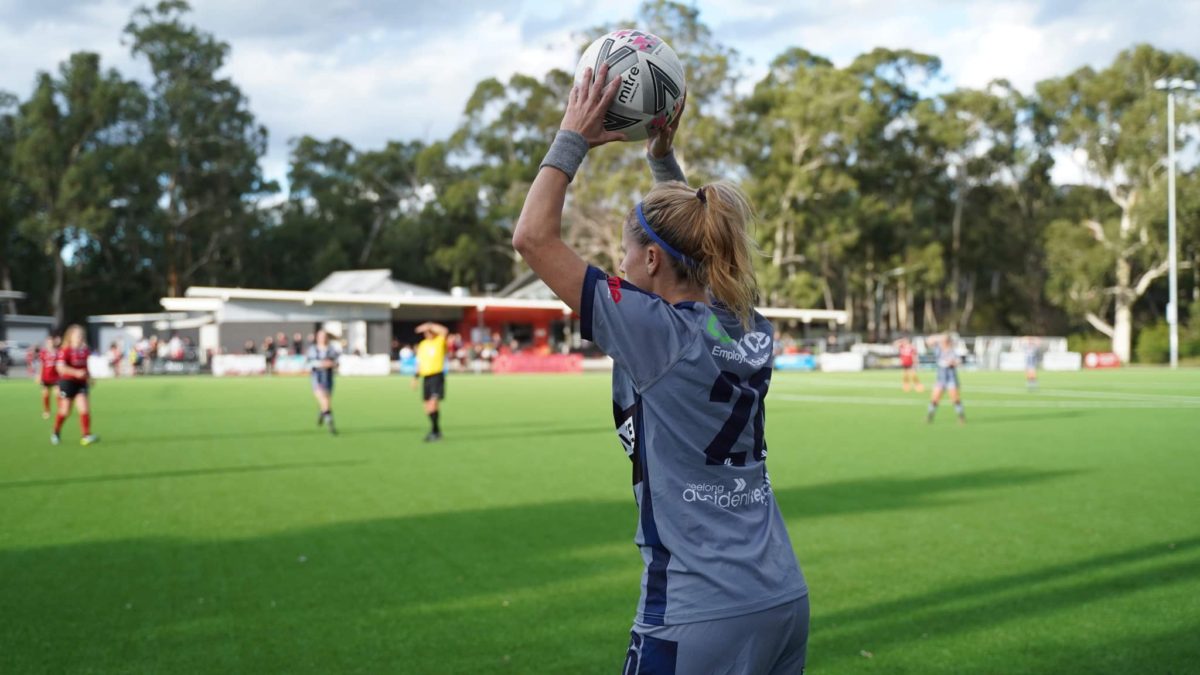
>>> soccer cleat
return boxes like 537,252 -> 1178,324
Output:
327,418 -> 337,436
80,435 -> 100,446
423,432 -> 442,443
50,433 -> 61,445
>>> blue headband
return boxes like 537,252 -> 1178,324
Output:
636,202 -> 699,269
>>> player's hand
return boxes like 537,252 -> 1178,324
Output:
647,92 -> 685,159
561,65 -> 627,148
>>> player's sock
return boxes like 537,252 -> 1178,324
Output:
54,413 -> 66,434
81,413 -> 91,436
954,402 -> 965,420
926,401 -> 937,422
430,411 -> 440,434
325,410 -> 336,435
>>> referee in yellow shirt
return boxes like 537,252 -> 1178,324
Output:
412,322 -> 449,441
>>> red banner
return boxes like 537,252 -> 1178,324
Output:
492,353 -> 583,374
1083,352 -> 1122,369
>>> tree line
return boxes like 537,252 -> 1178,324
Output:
1,0 -> 1198,362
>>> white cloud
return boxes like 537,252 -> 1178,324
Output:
1,0 -> 1196,190
226,10 -> 587,182
0,0 -> 140,94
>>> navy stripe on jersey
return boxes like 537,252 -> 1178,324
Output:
580,266 -> 605,341
636,394 -> 670,625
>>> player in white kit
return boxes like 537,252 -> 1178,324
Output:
513,66 -> 808,674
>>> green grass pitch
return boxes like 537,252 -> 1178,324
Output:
1,369 -> 1198,674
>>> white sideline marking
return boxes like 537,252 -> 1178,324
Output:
772,394 -> 1200,410
772,377 -> 1200,404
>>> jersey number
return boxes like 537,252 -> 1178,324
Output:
703,368 -> 769,466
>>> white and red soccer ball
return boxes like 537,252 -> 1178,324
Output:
575,29 -> 687,142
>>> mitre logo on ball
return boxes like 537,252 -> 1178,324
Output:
576,29 -> 687,141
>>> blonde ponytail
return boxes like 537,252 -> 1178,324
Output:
635,181 -> 760,327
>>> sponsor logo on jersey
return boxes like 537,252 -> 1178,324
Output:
681,479 -> 773,510
706,314 -> 736,345
709,320 -> 773,368
607,276 -> 623,303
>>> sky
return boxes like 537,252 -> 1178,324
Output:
1,0 -> 1198,188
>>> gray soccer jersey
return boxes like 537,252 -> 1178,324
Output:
933,343 -> 959,388
306,344 -> 339,389
1024,342 -> 1040,369
581,267 -> 807,626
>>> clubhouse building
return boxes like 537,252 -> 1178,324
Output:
88,269 -> 847,358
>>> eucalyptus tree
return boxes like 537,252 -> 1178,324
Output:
12,53 -> 144,325
125,0 -> 273,296
1037,44 -> 1200,361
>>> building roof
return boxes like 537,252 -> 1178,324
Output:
311,269 -> 448,297
3,314 -> 54,325
182,285 -> 573,312
499,269 -> 561,301
159,267 -> 847,325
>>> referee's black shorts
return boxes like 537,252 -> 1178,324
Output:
422,372 -> 446,401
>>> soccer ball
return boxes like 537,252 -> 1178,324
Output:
575,29 -> 686,142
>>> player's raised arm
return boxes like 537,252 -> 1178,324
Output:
512,65 -> 625,315
646,93 -> 687,184
416,322 -> 449,337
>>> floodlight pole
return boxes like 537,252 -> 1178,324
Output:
1155,77 -> 1198,369
1167,87 -> 1179,369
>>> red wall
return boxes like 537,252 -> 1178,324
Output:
460,307 -> 573,349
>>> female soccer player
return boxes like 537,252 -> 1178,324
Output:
513,66 -> 808,674
1023,336 -> 1041,391
37,335 -> 60,419
107,341 -> 123,378
411,322 -> 449,442
926,333 -> 966,424
307,328 -> 339,435
52,325 -> 98,445
896,336 -> 923,392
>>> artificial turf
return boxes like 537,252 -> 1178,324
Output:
1,369 -> 1198,674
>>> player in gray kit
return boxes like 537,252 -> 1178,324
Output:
926,333 -> 966,424
1022,336 -> 1041,391
307,329 -> 340,435
514,65 -> 808,674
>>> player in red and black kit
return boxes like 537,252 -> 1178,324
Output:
896,336 -> 924,392
37,335 -> 61,419
52,324 -> 99,446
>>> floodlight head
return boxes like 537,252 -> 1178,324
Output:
1156,77 -> 1199,92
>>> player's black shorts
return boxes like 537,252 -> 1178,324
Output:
41,378 -> 59,388
58,379 -> 89,399
422,373 -> 446,401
